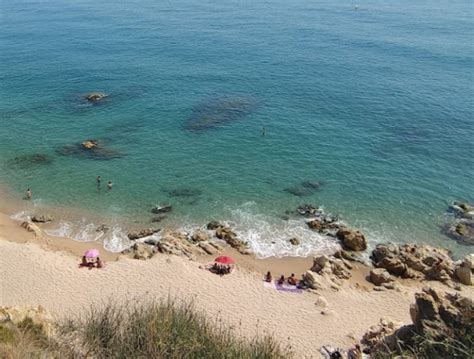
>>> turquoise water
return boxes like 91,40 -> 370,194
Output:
1,0 -> 473,256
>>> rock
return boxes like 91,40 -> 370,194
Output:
371,243 -> 399,263
337,228 -> 368,251
151,204 -> 172,214
207,221 -> 223,230
320,309 -> 335,316
168,187 -> 202,198
296,204 -> 320,217
81,140 -> 98,149
156,230 -> 198,259
289,237 -> 300,246
197,242 -> 217,255
362,318 -> 403,348
304,270 -> 322,290
20,221 -> 41,237
0,305 -> 54,337
131,243 -> 154,260
191,230 -> 210,242
144,238 -> 159,246
378,257 -> 407,276
7,154 -> 53,169
306,218 -> 340,234
455,261 -> 472,286
60,140 -> 123,160
96,224 -> 110,233
31,214 -> 54,223
214,227 -> 250,254
369,268 -> 395,286
310,255 -> 352,280
284,186 -> 313,197
127,228 -> 160,240
301,180 -> 322,190
314,296 -> 328,308
449,201 -> 474,220
85,92 -> 108,102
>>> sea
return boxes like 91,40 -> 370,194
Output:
1,0 -> 473,257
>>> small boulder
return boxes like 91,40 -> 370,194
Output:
455,257 -> 472,286
81,140 -> 98,150
31,214 -> 54,223
337,228 -> 368,251
369,268 -> 395,286
127,228 -> 160,240
304,270 -> 322,290
289,237 -> 300,246
207,221 -> 223,230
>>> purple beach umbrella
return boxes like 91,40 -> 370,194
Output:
84,248 -> 100,258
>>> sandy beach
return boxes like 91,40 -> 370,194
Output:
1,202 -> 472,358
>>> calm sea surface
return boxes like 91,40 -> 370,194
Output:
1,0 -> 473,256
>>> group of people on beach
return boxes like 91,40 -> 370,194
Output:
264,271 -> 309,289
80,256 -> 104,269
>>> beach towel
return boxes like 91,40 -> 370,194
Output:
263,281 -> 303,293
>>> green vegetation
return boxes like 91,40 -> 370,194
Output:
0,300 -> 291,358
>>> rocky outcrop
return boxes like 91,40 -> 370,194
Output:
362,287 -> 473,357
214,226 -> 251,254
336,228 -> 368,251
85,92 -> 108,102
0,305 -> 54,337
207,221 -> 223,230
20,221 -> 41,237
127,228 -> 160,240
310,255 -> 352,280
371,243 -> 461,285
130,243 -> 156,260
304,270 -> 323,290
31,214 -> 54,223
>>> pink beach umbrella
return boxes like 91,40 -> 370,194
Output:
84,248 -> 100,259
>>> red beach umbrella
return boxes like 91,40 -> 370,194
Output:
214,256 -> 235,264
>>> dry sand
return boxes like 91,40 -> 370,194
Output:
1,208 -> 473,358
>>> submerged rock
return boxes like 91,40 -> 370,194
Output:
167,187 -> 202,198
7,154 -> 54,169
301,180 -> 323,190
186,95 -> 258,131
151,204 -> 172,214
289,237 -> 300,246
59,140 -> 123,160
442,201 -> 474,245
296,204 -> 321,217
284,186 -> 314,197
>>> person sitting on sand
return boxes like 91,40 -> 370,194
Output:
81,256 -> 88,266
264,271 -> 272,283
287,273 -> 299,286
96,257 -> 104,269
26,188 -> 32,199
277,275 -> 285,286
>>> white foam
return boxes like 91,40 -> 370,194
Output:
10,211 -> 30,222
45,221 -> 74,238
102,227 -> 133,253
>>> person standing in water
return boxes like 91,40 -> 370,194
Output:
26,188 -> 32,199
107,181 -> 113,190
96,176 -> 101,187
261,126 -> 266,136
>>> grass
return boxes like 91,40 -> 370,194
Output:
0,299 -> 291,359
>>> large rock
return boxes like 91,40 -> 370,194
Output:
31,214 -> 54,223
304,270 -> 323,290
20,221 -> 41,237
207,221 -> 223,230
156,231 -> 200,259
361,318 -> 403,348
369,268 -> 395,286
197,242 -> 218,255
0,305 -> 54,337
336,228 -> 368,251
127,228 -> 160,240
455,255 -> 473,285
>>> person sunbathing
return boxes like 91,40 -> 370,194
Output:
277,275 -> 285,286
96,257 -> 104,269
264,271 -> 272,282
287,273 -> 299,286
